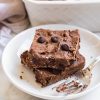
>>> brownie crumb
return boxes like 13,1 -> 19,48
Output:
20,76 -> 23,79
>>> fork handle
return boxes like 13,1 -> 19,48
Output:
88,56 -> 100,71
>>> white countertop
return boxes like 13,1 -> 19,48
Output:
0,33 -> 100,100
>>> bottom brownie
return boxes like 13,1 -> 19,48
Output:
34,53 -> 85,87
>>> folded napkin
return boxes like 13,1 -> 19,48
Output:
0,0 -> 29,33
0,0 -> 29,57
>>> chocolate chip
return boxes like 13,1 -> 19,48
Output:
63,33 -> 66,37
37,37 -> 45,43
51,36 -> 58,43
40,52 -> 46,55
20,76 -> 23,79
61,44 -> 70,51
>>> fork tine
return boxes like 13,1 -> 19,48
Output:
72,85 -> 88,94
62,84 -> 83,94
88,56 -> 100,70
64,87 -> 80,94
56,80 -> 82,93
63,84 -> 87,94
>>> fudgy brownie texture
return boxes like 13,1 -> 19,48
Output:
21,29 -> 80,70
34,53 -> 85,87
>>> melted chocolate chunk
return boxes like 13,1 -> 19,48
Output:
37,37 -> 45,43
52,69 -> 61,75
58,63 -> 66,70
40,52 -> 46,55
51,36 -> 58,43
61,44 -> 70,51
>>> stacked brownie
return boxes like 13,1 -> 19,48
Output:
20,29 -> 85,87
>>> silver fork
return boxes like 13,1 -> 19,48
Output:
53,56 -> 100,94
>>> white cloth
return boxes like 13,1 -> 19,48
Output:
0,0 -> 29,58
0,25 -> 12,57
0,0 -> 29,33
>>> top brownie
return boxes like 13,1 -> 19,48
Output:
21,29 -> 80,70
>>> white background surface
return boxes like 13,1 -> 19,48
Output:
0,33 -> 100,100
24,0 -> 100,32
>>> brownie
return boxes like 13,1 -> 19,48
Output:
21,29 -> 80,70
34,53 -> 85,87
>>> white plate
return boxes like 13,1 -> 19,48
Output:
2,24 -> 100,100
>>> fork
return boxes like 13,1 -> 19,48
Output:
53,56 -> 100,94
